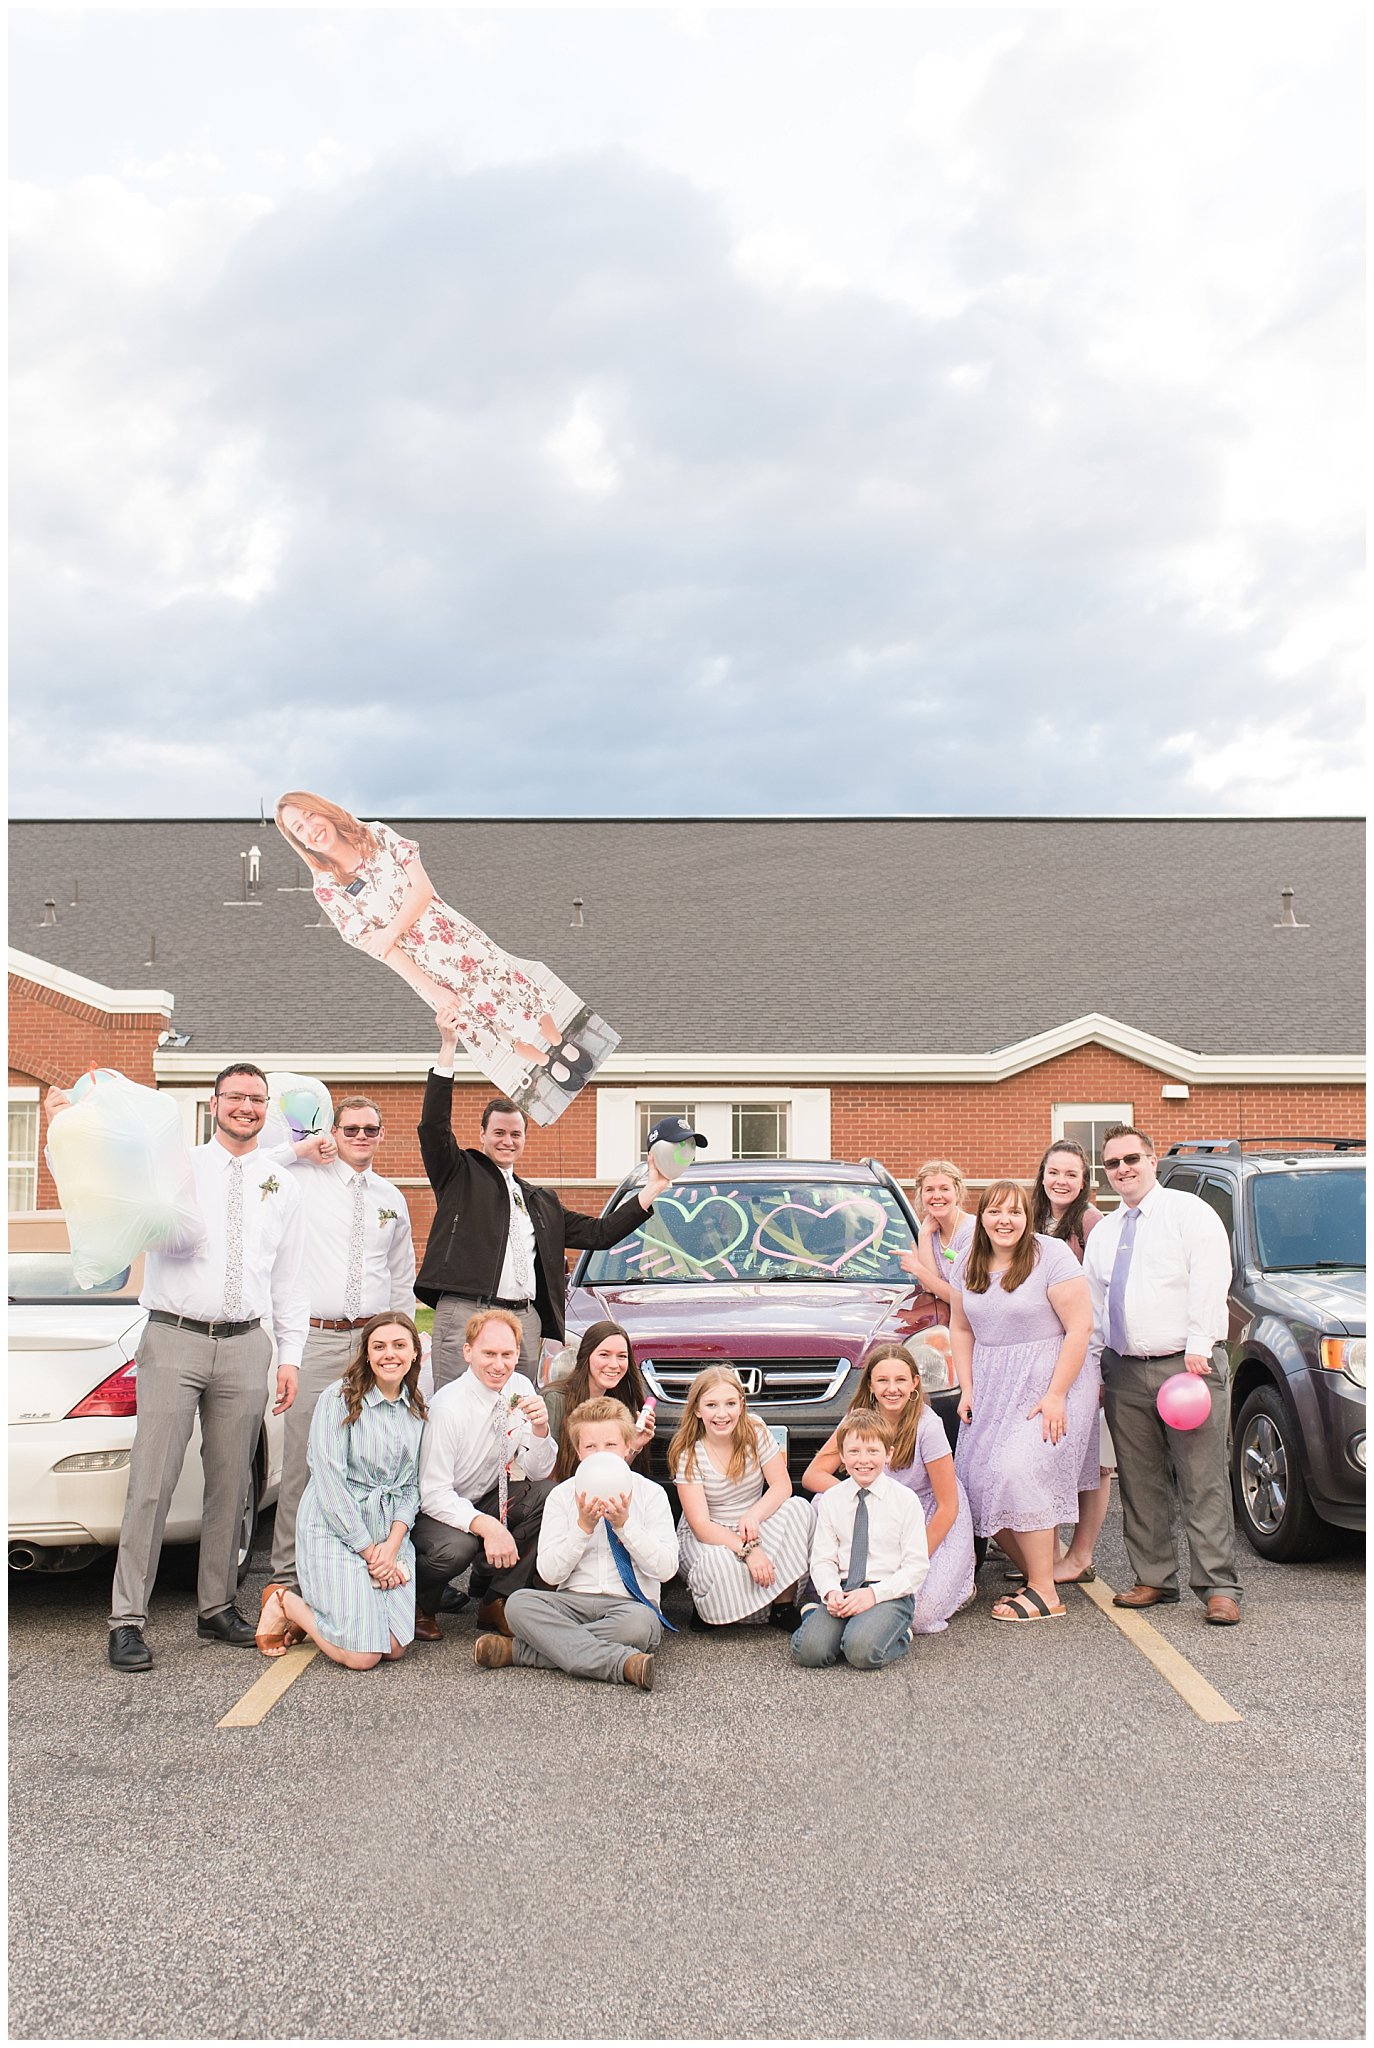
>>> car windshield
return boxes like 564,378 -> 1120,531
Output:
8,1253 -> 133,1302
582,1179 -> 916,1284
1250,1169 -> 1366,1271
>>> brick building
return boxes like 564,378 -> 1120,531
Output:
8,816 -> 1365,1251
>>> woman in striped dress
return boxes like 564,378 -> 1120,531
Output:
256,1314 -> 428,1671
670,1367 -> 814,1627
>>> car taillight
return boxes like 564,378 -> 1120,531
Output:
66,1361 -> 138,1418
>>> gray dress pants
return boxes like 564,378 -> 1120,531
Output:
505,1589 -> 660,1682
431,1295 -> 543,1389
270,1326 -> 358,1589
109,1319 -> 272,1629
1100,1344 -> 1242,1602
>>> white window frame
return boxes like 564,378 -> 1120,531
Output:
8,1086 -> 41,1213
160,1087 -> 215,1146
596,1088 -> 831,1183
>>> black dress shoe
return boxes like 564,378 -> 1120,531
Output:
196,1606 -> 258,1647
108,1626 -> 152,1671
437,1585 -> 471,1614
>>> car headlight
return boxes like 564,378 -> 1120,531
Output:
1319,1338 -> 1366,1388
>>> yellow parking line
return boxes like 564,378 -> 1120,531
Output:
1078,1579 -> 1242,1724
217,1644 -> 318,1728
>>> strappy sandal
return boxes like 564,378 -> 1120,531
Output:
256,1583 -> 305,1657
990,1587 -> 1068,1623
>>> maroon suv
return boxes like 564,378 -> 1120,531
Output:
559,1157 -> 959,1473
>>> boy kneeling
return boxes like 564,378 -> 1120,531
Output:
475,1397 -> 678,1691
791,1408 -> 929,1672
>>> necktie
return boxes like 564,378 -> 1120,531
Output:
604,1521 -> 678,1633
1107,1204 -> 1143,1355
509,1181 -> 535,1298
222,1159 -> 244,1321
493,1397 -> 512,1525
844,1488 -> 871,1590
344,1173 -> 366,1319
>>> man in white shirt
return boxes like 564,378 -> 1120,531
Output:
106,1062 -> 309,1670
475,1396 -> 678,1689
412,1309 -> 557,1637
1082,1124 -> 1241,1624
261,1094 -> 417,1594
791,1411 -> 929,1670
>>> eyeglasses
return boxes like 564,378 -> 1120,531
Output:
1102,1151 -> 1145,1170
337,1123 -> 382,1139
217,1091 -> 268,1107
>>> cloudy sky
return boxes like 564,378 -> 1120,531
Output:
9,6 -> 1363,819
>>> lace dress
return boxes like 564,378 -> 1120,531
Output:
891,1406 -> 976,1633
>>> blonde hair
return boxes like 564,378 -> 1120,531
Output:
914,1159 -> 967,1220
465,1308 -> 524,1348
851,1344 -> 925,1470
668,1366 -> 759,1485
567,1396 -> 636,1452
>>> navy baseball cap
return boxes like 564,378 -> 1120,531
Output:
646,1115 -> 707,1151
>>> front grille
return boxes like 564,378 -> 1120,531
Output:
641,1357 -> 852,1405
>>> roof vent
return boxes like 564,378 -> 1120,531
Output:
39,898 -> 57,927
71,880 -> 80,907
570,897 -> 585,927
1273,886 -> 1308,929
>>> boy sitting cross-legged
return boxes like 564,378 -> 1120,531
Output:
791,1408 -> 929,1672
474,1397 -> 678,1691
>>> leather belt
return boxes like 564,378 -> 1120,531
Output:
453,1294 -> 535,1313
147,1310 -> 260,1339
310,1316 -> 373,1331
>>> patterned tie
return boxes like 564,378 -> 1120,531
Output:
1107,1204 -> 1143,1355
509,1181 -> 535,1299
844,1488 -> 871,1591
605,1521 -> 678,1632
493,1396 -> 512,1525
222,1159 -> 244,1321
344,1173 -> 366,1319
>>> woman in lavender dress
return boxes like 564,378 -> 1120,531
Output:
949,1181 -> 1098,1622
802,1343 -> 975,1633
1032,1139 -> 1113,1586
899,1158 -> 975,1306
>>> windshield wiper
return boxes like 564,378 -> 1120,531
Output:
1262,1261 -> 1366,1272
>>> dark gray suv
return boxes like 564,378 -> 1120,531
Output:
1156,1140 -> 1365,1560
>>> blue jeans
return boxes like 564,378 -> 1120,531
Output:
790,1595 -> 915,1670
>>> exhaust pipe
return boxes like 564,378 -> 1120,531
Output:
9,1545 -> 38,1571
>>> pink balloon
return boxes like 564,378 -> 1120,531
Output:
1156,1371 -> 1213,1431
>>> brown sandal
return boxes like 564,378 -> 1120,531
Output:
256,1583 -> 305,1657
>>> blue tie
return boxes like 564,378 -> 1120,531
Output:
1107,1204 -> 1143,1355
604,1522 -> 678,1633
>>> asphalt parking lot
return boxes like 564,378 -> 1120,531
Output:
8,1500 -> 1365,2043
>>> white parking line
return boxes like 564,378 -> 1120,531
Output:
217,1643 -> 318,1727
1078,1578 -> 1242,1724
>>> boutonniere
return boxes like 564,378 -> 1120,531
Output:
259,1175 -> 281,1201
378,1206 -> 398,1226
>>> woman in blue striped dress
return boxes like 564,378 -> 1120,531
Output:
256,1314 -> 427,1671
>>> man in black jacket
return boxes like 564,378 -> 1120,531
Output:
419,1006 -> 670,1388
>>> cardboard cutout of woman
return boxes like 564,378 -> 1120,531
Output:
276,793 -> 620,1127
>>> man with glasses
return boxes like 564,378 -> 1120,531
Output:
1082,1124 -> 1241,1625
104,1063 -> 309,1669
261,1095 -> 416,1598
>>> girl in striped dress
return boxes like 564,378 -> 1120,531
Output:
256,1314 -> 428,1671
670,1367 -> 814,1627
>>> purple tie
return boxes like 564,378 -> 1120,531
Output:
1107,1204 -> 1142,1355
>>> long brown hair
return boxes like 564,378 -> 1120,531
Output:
339,1312 -> 428,1426
850,1343 -> 926,1472
551,1321 -> 649,1481
668,1366 -> 760,1485
275,791 -> 379,883
963,1181 -> 1040,1295
1031,1139 -> 1094,1248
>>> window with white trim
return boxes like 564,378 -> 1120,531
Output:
597,1089 -> 829,1182
732,1101 -> 789,1160
1052,1103 -> 1133,1204
636,1102 -> 696,1154
8,1088 -> 40,1212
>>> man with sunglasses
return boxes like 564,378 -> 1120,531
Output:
263,1095 -> 416,1598
1082,1124 -> 1241,1625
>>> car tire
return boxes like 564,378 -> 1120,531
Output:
1231,1386 -> 1332,1562
161,1438 -> 265,1590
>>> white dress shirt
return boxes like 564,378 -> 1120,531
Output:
536,1470 -> 679,1600
810,1471 -> 930,1606
139,1139 -> 310,1366
263,1149 -> 416,1319
1082,1183 -> 1232,1360
495,1167 -> 538,1301
418,1369 -> 558,1531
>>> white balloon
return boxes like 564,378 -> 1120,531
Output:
649,1136 -> 699,1181
261,1071 -> 334,1152
575,1451 -> 632,1499
46,1072 -> 206,1288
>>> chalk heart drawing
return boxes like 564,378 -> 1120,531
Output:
752,1197 -> 888,1275
655,1195 -> 750,1270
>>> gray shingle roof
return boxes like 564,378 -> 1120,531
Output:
7,817 -> 1365,1056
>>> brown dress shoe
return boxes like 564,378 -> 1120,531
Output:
1112,1584 -> 1180,1608
622,1652 -> 655,1691
413,1610 -> 443,1642
476,1598 -> 513,1639
473,1633 -> 514,1668
1205,1595 -> 1241,1625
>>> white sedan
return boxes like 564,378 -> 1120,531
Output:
8,1213 -> 284,1581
